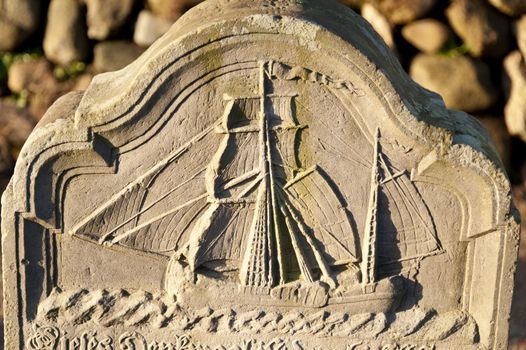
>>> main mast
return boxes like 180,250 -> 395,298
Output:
260,61 -> 287,286
361,128 -> 381,291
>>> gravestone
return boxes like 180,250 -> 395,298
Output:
2,0 -> 520,349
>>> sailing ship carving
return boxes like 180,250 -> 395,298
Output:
72,60 -> 443,312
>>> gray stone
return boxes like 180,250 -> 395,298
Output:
489,0 -> 526,17
93,41 -> 145,73
446,0 -> 512,58
43,0 -> 89,66
2,1 -> 519,350
402,19 -> 452,54
7,59 -> 54,94
86,0 -> 136,40
338,0 -> 364,10
361,3 -> 395,49
516,15 -> 526,60
0,99 -> 35,162
367,0 -> 436,25
410,54 -> 498,112
477,116 -> 511,170
504,51 -> 526,141
0,0 -> 42,52
6,58 -> 75,120
147,0 -> 203,21
73,73 -> 94,91
133,10 -> 174,47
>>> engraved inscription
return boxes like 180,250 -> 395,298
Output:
26,328 -> 438,350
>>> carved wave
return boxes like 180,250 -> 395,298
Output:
35,289 -> 479,343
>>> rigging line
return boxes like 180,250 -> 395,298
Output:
327,87 -> 374,146
295,99 -> 371,165
316,137 -> 370,169
278,189 -> 355,259
197,209 -> 243,263
235,173 -> 265,199
280,195 -> 336,284
280,204 -> 315,283
97,167 -> 207,244
218,168 -> 260,192
396,173 -> 442,248
379,249 -> 444,265
73,117 -> 222,234
379,152 -> 438,243
106,193 -> 208,245
221,131 -> 256,177
171,201 -> 210,249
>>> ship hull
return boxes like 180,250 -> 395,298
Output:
326,276 -> 404,314
177,274 -> 404,314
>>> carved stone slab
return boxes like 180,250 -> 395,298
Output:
2,1 -> 520,349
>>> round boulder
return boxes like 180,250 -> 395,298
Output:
43,0 -> 89,66
367,0 -> 436,25
402,19 -> 452,54
446,0 -> 511,57
504,51 -> 526,142
489,0 -> 526,17
86,0 -> 137,40
0,0 -> 42,52
410,54 -> 498,112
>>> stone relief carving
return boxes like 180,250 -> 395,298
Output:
70,61 -> 440,314
2,1 -> 518,350
25,325 -> 450,350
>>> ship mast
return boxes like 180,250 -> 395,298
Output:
260,61 -> 286,286
361,128 -> 381,291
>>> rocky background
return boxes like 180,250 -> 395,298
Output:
0,0 -> 525,347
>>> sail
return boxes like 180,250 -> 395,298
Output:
376,169 -> 441,264
282,167 -> 358,266
374,138 -> 442,266
268,95 -> 301,180
73,60 -> 362,292
71,123 -> 219,256
187,95 -> 264,269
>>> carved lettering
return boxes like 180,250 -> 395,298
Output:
25,329 -> 437,350
119,332 -> 147,350
27,326 -> 60,350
